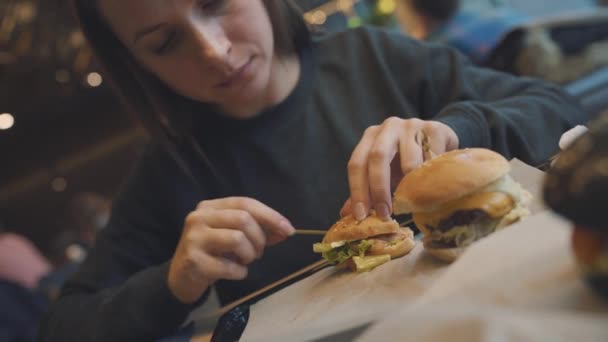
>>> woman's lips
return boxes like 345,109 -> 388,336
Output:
215,56 -> 255,89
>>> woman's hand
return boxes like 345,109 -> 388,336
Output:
168,197 -> 295,304
341,117 -> 459,220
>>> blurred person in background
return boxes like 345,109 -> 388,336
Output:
0,227 -> 51,342
40,0 -> 587,340
38,192 -> 111,300
395,0 -> 608,82
395,0 -> 529,65
0,229 -> 52,289
394,0 -> 461,40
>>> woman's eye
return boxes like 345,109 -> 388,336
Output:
197,0 -> 225,12
154,31 -> 178,55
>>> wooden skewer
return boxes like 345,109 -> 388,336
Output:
294,229 -> 327,236
399,218 -> 413,227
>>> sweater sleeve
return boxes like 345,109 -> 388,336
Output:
378,28 -> 590,165
39,144 -> 204,341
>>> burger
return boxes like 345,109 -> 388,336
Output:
392,148 -> 531,262
313,212 -> 416,272
544,119 -> 608,298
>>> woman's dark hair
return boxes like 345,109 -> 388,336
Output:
71,0 -> 310,141
411,0 -> 460,22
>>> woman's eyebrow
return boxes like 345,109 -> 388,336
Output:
133,23 -> 168,44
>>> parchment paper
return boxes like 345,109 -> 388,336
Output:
238,159 -> 554,342
357,211 -> 608,342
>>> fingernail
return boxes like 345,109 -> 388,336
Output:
280,220 -> 295,236
353,202 -> 367,221
376,203 -> 391,220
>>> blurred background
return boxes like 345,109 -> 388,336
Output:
2,0 -> 608,340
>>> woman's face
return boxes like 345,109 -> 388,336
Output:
99,0 -> 277,114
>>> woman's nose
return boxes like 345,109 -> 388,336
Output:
189,20 -> 232,66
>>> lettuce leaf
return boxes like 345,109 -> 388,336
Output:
351,255 -> 391,273
357,239 -> 372,257
322,245 -> 355,264
314,239 -> 373,264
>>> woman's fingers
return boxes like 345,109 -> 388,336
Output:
201,228 -> 258,265
346,118 -> 460,221
196,208 -> 266,257
200,252 -> 249,281
197,197 -> 294,242
367,118 -> 402,218
340,197 -> 352,217
347,125 -> 380,220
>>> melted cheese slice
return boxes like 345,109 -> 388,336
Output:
413,191 -> 515,229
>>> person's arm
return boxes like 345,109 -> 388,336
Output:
384,29 -> 590,165
39,143 -> 295,341
341,27 -> 590,219
39,145 -> 200,341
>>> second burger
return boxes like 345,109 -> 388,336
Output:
392,148 -> 531,262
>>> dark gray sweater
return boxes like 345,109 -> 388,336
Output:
40,26 -> 587,341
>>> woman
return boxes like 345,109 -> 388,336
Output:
40,0 -> 586,340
